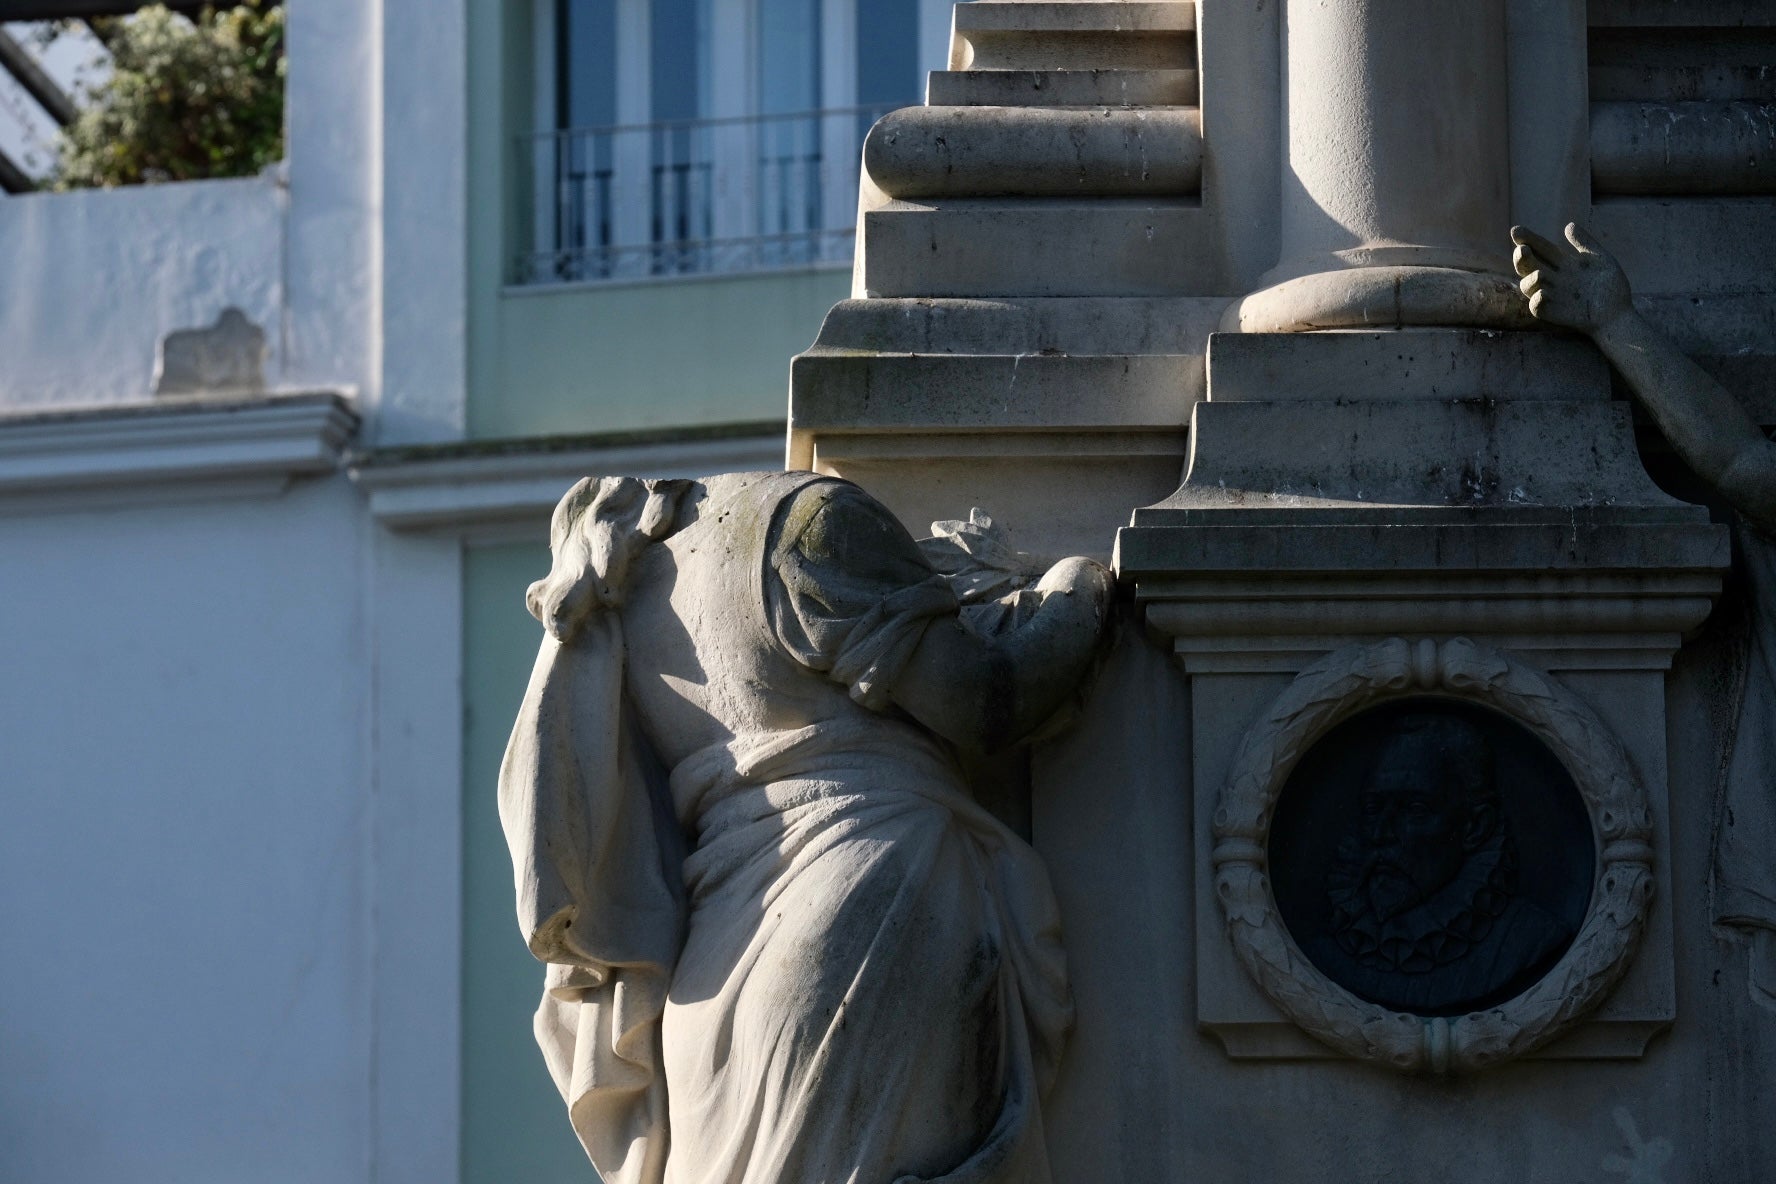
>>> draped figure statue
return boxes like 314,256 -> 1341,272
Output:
1513,223 -> 1776,1008
499,470 -> 1113,1183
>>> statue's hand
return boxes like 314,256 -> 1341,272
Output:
1032,556 -> 1115,626
1510,222 -> 1634,336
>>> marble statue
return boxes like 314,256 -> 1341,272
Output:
498,470 -> 1113,1183
1514,222 -> 1776,1007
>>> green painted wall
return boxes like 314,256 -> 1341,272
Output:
478,268 -> 850,440
465,0 -> 848,443
462,542 -> 597,1183
466,0 -> 531,443
459,8 -> 846,1177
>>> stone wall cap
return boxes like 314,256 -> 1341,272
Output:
1115,517 -> 1732,578
0,391 -> 359,504
953,2 -> 1195,34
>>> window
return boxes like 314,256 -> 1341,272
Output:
521,0 -> 928,285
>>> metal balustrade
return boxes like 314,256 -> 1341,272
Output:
518,105 -> 896,286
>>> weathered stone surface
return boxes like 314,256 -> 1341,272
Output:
864,105 -> 1201,198
502,472 -> 1112,1184
789,295 -> 1223,562
926,68 -> 1197,106
857,198 -> 1219,298
1592,100 -> 1776,196
153,307 -> 268,397
1204,329 -> 1610,404
951,0 -> 1195,62
747,1 -> 1776,1179
1226,0 -> 1522,332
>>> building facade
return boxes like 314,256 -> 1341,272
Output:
11,0 -> 1775,1181
0,2 -> 944,1181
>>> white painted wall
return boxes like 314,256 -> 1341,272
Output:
377,0 -> 469,446
280,0 -> 377,412
0,0 -> 465,448
0,1 -> 472,1180
0,478 -> 372,1184
0,175 -> 285,407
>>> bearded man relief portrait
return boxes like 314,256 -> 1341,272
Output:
1269,701 -> 1594,1017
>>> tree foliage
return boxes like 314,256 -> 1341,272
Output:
53,3 -> 284,190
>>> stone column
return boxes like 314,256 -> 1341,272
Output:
1227,0 -> 1531,332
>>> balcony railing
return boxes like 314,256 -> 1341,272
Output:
518,105 -> 897,286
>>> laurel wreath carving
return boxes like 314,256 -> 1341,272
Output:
1212,637 -> 1655,1074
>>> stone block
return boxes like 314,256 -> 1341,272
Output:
1166,398 -> 1679,511
950,0 -> 1195,71
1592,101 -> 1776,196
1118,516 -> 1727,584
1588,0 -> 1776,29
857,199 -> 1223,297
1589,29 -> 1776,102
789,296 -> 1223,439
793,353 -> 1193,431
814,434 -> 1186,564
1181,655 -> 1679,1064
799,295 -> 1224,356
1590,196 -> 1776,296
1205,329 -> 1611,403
788,296 -> 1223,562
925,69 -> 1198,106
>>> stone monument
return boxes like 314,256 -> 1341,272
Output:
506,1 -> 1776,1179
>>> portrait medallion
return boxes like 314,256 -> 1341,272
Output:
1211,638 -> 1656,1073
1267,699 -> 1593,1017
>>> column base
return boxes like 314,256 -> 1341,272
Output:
1222,265 -> 1537,333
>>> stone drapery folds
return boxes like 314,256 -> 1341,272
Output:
500,472 -> 1109,1183
1715,526 -> 1776,1006
500,475 -> 693,1183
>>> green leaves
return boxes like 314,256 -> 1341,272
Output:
53,3 -> 284,190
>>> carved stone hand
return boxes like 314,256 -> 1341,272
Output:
891,554 -> 1114,753
1510,223 -> 1633,337
1509,223 -> 1776,534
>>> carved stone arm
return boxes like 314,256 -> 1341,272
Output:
1512,223 -> 1776,534
890,556 -> 1114,753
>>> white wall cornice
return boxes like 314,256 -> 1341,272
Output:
350,426 -> 785,541
0,392 -> 359,511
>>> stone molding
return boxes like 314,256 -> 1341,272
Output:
864,106 -> 1202,199
0,392 -> 357,511
1212,636 -> 1656,1074
930,0 -> 1197,107
350,428 -> 783,540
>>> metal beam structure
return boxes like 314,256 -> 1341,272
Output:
0,144 -> 33,193
0,2 -> 205,16
0,26 -> 76,125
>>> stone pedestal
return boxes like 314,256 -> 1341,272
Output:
1117,330 -> 1727,1069
791,0 -> 1215,562
788,3 -> 1776,1177
1030,330 -> 1755,1182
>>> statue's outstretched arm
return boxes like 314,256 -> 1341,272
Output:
1512,222 -> 1776,533
890,556 -> 1114,753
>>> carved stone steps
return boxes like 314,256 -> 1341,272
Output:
931,0 -> 1197,108
927,68 -> 1197,107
